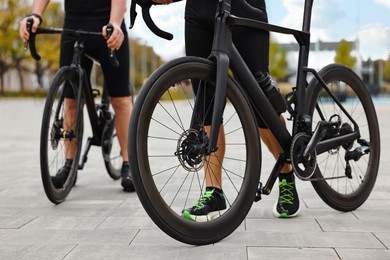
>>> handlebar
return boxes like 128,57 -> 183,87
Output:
25,18 -> 119,67
129,0 -> 182,41
129,0 -> 264,40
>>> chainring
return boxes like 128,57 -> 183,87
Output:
290,133 -> 317,180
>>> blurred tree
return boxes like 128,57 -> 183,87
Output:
30,2 -> 63,88
0,0 -> 62,94
334,39 -> 357,69
384,55 -> 390,82
130,39 -> 164,92
0,0 -> 28,94
269,38 -> 288,81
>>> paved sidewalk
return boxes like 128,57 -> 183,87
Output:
0,98 -> 389,260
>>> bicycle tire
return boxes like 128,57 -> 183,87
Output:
40,67 -> 84,204
306,64 -> 380,211
129,57 -> 261,245
102,113 -> 121,180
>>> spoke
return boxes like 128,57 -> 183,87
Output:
148,135 -> 178,142
151,117 -> 182,137
225,127 -> 243,136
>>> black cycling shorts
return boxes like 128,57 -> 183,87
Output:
60,17 -> 132,98
185,0 -> 270,128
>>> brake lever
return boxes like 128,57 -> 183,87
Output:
25,18 -> 41,61
106,24 -> 120,67
24,18 -> 34,51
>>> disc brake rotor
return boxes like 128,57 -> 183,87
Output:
175,129 -> 207,172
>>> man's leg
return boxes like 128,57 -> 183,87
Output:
52,98 -> 77,188
110,96 -> 132,162
64,98 -> 77,159
182,125 -> 226,220
203,125 -> 225,189
110,96 -> 135,192
259,115 -> 300,218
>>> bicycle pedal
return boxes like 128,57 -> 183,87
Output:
254,182 -> 263,202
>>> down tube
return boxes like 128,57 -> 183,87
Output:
229,45 -> 292,156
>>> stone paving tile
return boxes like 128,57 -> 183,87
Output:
336,248 -> 390,260
317,218 -> 390,232
97,216 -> 158,230
0,244 -> 76,260
21,216 -> 107,230
0,207 -> 22,217
374,232 -> 390,249
0,229 -> 138,245
131,229 -> 385,249
219,230 -> 385,249
65,244 -> 247,260
245,218 -> 322,232
0,216 -> 37,229
247,247 -> 340,260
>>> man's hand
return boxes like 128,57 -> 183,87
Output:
103,23 -> 124,51
19,16 -> 41,43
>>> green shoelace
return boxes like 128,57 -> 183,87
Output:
279,179 -> 295,205
193,189 -> 215,208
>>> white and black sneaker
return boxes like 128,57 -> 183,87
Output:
182,187 -> 226,222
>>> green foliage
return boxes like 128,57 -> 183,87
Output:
269,38 -> 288,81
384,55 -> 390,82
130,39 -> 165,92
334,39 -> 357,69
34,2 -> 63,72
0,0 -> 63,93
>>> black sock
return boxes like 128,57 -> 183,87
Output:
206,186 -> 223,194
279,171 -> 294,182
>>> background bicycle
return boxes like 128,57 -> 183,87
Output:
25,21 -> 123,204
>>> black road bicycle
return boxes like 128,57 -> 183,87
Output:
26,19 -> 122,204
129,0 -> 380,245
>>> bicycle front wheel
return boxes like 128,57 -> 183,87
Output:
129,57 -> 260,245
40,67 -> 84,204
306,64 -> 380,211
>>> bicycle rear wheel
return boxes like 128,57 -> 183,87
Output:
306,64 -> 380,211
129,57 -> 260,245
40,67 -> 84,204
102,112 -> 121,180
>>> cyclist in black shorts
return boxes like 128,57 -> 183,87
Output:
154,0 -> 300,218
19,0 -> 135,192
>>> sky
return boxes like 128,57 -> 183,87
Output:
127,0 -> 390,63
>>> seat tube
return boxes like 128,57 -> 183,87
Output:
294,0 -> 313,134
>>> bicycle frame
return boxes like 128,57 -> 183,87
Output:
67,41 -> 97,139
69,40 -> 114,170
199,0 -> 361,194
27,26 -> 111,151
202,0 -> 312,159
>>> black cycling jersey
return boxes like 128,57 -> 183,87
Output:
64,0 -> 111,20
60,0 -> 132,98
185,0 -> 269,127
